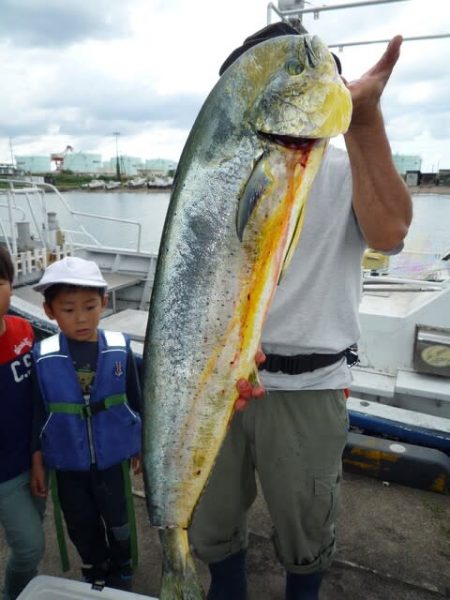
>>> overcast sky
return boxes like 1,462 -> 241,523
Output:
0,0 -> 449,171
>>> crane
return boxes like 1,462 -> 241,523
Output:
50,145 -> 74,171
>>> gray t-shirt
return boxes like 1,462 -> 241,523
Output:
260,144 -> 366,391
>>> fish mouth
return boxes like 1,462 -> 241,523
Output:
258,131 -> 318,150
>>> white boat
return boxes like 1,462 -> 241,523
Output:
2,0 -> 450,493
1,179 -> 156,358
86,179 -> 106,190
146,176 -> 173,189
345,252 -> 450,482
127,177 -> 147,188
352,261 -> 450,419
105,180 -> 122,190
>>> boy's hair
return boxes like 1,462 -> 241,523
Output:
0,246 -> 15,284
44,283 -> 106,308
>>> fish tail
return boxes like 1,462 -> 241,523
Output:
159,528 -> 205,600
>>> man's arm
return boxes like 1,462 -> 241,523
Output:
344,35 -> 412,252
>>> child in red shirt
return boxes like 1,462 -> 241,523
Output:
0,247 -> 45,600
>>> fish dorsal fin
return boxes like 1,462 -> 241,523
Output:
236,152 -> 270,242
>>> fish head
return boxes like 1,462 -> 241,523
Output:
241,34 -> 352,144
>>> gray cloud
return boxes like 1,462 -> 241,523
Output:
34,67 -> 205,130
0,84 -> 203,141
0,0 -> 131,47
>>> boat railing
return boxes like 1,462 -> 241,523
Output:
13,245 -> 72,279
0,178 -> 144,255
363,276 -> 446,293
64,210 -> 143,253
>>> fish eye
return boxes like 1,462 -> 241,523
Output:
285,59 -> 304,76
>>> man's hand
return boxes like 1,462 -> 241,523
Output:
346,35 -> 403,130
234,349 -> 266,411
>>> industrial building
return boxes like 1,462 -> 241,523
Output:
63,152 -> 102,174
144,158 -> 177,177
15,155 -> 51,174
392,153 -> 422,175
102,156 -> 143,177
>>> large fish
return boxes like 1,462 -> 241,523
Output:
142,33 -> 352,599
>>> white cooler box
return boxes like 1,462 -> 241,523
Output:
17,575 -> 158,599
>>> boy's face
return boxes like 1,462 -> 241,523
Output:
0,278 -> 12,322
44,287 -> 107,342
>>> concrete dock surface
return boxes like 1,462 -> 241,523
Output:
2,472 -> 449,599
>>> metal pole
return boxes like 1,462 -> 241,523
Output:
113,131 -> 121,180
329,33 -> 450,49
9,138 -> 14,166
268,0 -> 410,23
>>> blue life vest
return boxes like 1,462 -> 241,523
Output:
34,330 -> 141,471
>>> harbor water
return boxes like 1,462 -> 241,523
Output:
53,190 -> 450,264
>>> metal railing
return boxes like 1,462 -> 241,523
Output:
268,0 -> 410,23
267,0 -> 450,48
0,178 -> 144,254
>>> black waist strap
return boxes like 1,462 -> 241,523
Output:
260,350 -> 347,375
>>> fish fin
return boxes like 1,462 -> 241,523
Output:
159,528 -> 205,600
278,201 -> 308,283
248,368 -> 261,387
236,152 -> 271,242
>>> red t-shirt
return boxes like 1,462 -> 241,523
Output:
0,315 -> 35,482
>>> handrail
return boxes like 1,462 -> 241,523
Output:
267,1 -> 449,48
267,0 -> 409,23
329,33 -> 450,50
68,210 -> 143,253
363,276 -> 446,288
0,178 -> 144,254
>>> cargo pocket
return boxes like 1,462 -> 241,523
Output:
305,473 -> 340,548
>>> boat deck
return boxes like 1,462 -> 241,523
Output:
8,471 -> 449,600
12,272 -> 144,324
100,308 -> 148,342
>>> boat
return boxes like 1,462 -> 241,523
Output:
127,177 -> 147,188
2,0 -> 450,496
85,179 -> 106,190
105,180 -> 122,190
1,178 -> 156,358
87,179 -> 106,190
343,251 -> 450,491
3,187 -> 449,497
146,175 -> 173,190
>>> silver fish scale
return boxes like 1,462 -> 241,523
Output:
143,33 -> 351,530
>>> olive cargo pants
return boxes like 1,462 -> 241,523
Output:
190,389 -> 348,574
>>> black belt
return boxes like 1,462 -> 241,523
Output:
259,349 -> 348,375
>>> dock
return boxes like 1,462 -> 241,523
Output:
5,471 -> 449,599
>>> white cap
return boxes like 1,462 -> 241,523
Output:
33,256 -> 108,293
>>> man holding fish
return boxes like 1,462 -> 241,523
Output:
188,21 -> 412,600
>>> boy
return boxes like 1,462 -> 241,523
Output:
0,246 -> 45,600
30,256 -> 142,592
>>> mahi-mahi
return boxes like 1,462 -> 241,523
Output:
142,33 -> 352,599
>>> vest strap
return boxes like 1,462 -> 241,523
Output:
121,461 -> 139,569
48,394 -> 127,418
50,470 -> 70,572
